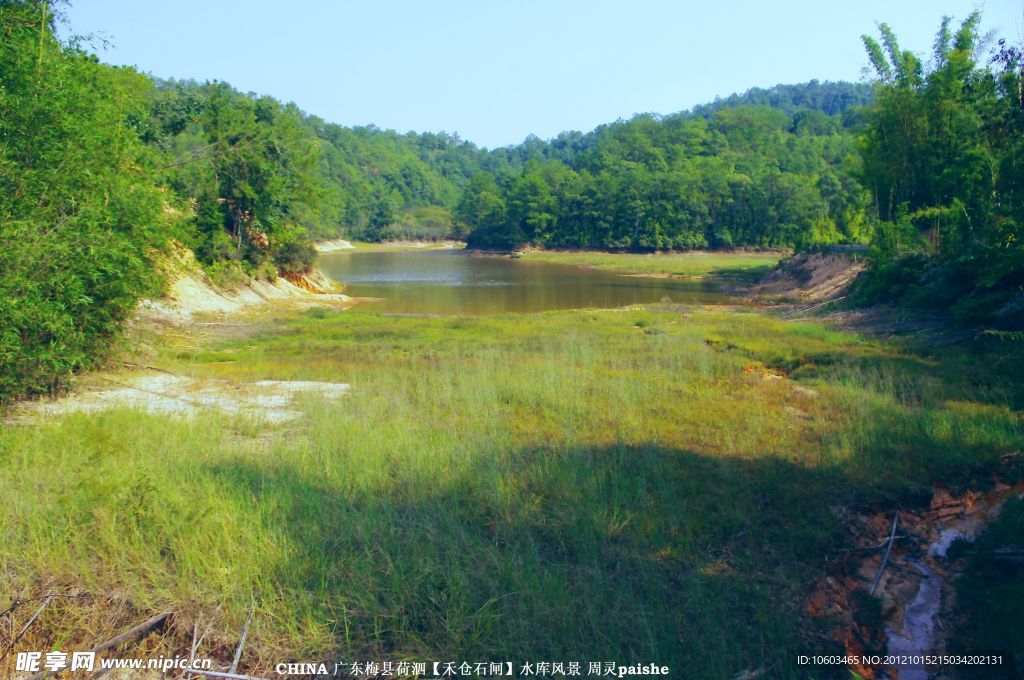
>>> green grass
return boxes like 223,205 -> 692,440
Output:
1,303 -> 1020,678
518,250 -> 785,281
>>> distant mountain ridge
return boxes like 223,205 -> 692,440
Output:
687,80 -> 874,119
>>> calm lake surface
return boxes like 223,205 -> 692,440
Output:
317,250 -> 734,314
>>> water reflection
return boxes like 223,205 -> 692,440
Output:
317,250 -> 734,314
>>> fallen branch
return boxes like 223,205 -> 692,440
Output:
23,613 -> 169,680
2,594 -> 89,613
186,619 -> 210,680
0,588 -> 26,622
871,511 -> 900,595
88,612 -> 169,655
0,594 -> 52,662
1,588 -> 24,654
229,605 -> 254,675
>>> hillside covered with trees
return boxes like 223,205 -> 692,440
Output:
144,78 -> 497,279
2,1 -> 1022,405
0,1 -> 491,402
4,4 -> 1024,676
458,104 -> 871,251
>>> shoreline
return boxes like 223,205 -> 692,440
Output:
315,238 -> 466,253
138,251 -> 353,324
314,238 -> 355,253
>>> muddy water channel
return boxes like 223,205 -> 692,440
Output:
317,250 -> 734,314
815,481 -> 1024,680
882,482 -> 1024,680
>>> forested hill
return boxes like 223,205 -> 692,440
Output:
689,80 -> 874,119
146,76 -> 875,264
460,104 -> 871,251
3,0 -> 1021,404
3,0 -> 867,402
467,80 -> 872,170
145,78 -> 497,260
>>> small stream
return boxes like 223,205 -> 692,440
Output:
885,559 -> 941,680
883,483 -> 1024,679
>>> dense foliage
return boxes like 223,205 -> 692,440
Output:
4,0 -> 1020,405
689,80 -> 873,119
0,2 -> 173,402
146,81 -> 324,277
461,106 -> 872,251
0,1 -> 494,402
853,13 -> 1024,326
302,120 -> 495,242
146,80 -> 496,277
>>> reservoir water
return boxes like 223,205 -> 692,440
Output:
317,250 -> 735,315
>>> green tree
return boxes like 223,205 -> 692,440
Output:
857,13 -> 1024,325
0,1 -> 175,402
456,173 -> 507,240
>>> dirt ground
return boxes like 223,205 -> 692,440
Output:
752,249 -> 867,303
805,480 -> 1024,680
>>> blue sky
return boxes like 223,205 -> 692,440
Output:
62,1 -> 1022,148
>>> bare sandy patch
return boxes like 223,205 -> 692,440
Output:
19,374 -> 349,423
380,239 -> 464,249
315,238 -> 355,252
137,242 -> 351,325
753,249 -> 867,302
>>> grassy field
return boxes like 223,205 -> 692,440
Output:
517,250 -> 785,281
1,266 -> 1022,677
